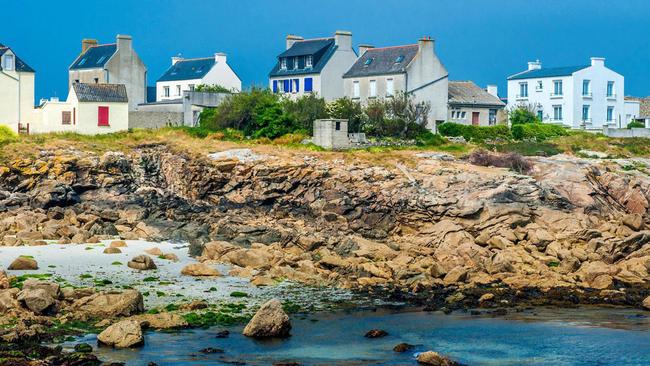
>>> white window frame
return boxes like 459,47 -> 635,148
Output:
305,55 -> 313,68
369,80 -> 377,98
280,58 -> 287,70
582,80 -> 591,96
582,105 -> 590,121
3,54 -> 15,71
386,78 -> 394,97
536,80 -> 543,91
553,105 -> 563,121
553,80 -> 563,96
189,84 -> 195,91
607,106 -> 614,122
353,81 -> 360,98
607,81 -> 615,98
176,85 -> 182,96
518,82 -> 528,98
163,86 -> 170,98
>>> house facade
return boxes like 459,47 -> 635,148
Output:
34,83 -> 129,135
342,37 -> 449,130
156,53 -> 241,101
0,43 -> 36,133
507,58 -> 625,129
69,35 -> 147,111
269,31 -> 357,101
448,82 -> 506,126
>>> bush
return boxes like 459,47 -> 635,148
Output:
327,98 -> 364,133
0,125 -> 17,145
627,121 -> 645,129
416,131 -> 447,146
282,94 -> 328,132
273,133 -> 307,145
468,149 -> 533,174
511,123 -> 568,141
438,122 -> 511,142
195,84 -> 232,93
509,106 -> 540,125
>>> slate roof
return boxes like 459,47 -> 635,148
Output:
448,81 -> 505,108
269,38 -> 337,77
69,44 -> 117,70
508,65 -> 589,80
0,44 -> 35,73
157,58 -> 215,82
73,83 -> 128,103
343,45 -> 418,78
634,97 -> 650,118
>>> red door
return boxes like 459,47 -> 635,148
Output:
472,112 -> 480,126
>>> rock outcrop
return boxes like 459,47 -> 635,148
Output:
243,299 -> 291,338
7,257 -> 38,270
416,351 -> 460,366
181,263 -> 220,276
127,255 -> 157,270
97,319 -> 144,348
69,290 -> 144,319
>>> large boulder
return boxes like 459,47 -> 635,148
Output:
643,296 -> 650,311
416,351 -> 461,366
70,290 -> 144,318
181,263 -> 220,277
242,299 -> 291,338
0,288 -> 20,313
97,320 -> 143,348
7,257 -> 38,270
30,183 -> 80,209
131,313 -> 188,329
0,271 -> 9,289
17,288 -> 55,314
127,255 -> 157,270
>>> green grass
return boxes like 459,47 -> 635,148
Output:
229,291 -> 248,298
489,141 -> 562,156
142,276 -> 159,282
9,273 -> 53,289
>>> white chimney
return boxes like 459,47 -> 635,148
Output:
171,55 -> 183,65
286,35 -> 303,50
591,57 -> 605,67
486,85 -> 498,98
215,52 -> 227,64
417,36 -> 435,65
358,44 -> 374,56
116,34 -> 133,54
334,30 -> 352,50
528,60 -> 542,70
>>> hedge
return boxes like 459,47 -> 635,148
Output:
511,123 -> 568,141
438,122 -> 511,142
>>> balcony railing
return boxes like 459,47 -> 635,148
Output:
582,92 -> 593,98
606,93 -> 617,99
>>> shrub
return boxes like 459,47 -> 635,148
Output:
509,106 -> 540,125
273,133 -> 307,145
327,97 -> 365,133
282,94 -> 328,132
415,131 -> 447,146
627,121 -> 645,129
195,84 -> 232,93
438,122 -> 511,142
361,92 -> 431,139
0,125 -> 17,145
511,123 -> 568,141
468,149 -> 533,174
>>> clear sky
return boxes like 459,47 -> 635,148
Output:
3,0 -> 649,101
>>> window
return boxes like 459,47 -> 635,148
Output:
386,78 -> 394,97
74,79 -> 80,84
537,110 -> 544,121
582,105 -> 590,121
519,82 -> 528,98
61,111 -> 72,125
607,106 -> 614,121
461,111 -> 466,119
93,78 -> 99,84
98,106 -> 110,126
189,84 -> 195,91
293,79 -> 299,93
272,80 -> 278,93
553,80 -> 563,96
364,58 -> 373,66
97,56 -> 106,64
283,79 -> 290,93
3,54 -> 15,71
293,58 -> 299,70
369,80 -> 377,97
335,121 -> 341,131
582,80 -> 591,96
176,85 -> 181,96
305,56 -> 313,68
394,55 -> 404,63
280,58 -> 287,70
353,81 -> 360,98
73,108 -> 76,125
536,81 -> 543,91
304,78 -> 313,92
607,81 -> 615,97
78,58 -> 87,66
163,86 -> 170,97
488,109 -> 497,125
553,105 -> 563,121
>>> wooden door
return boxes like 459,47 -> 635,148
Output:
472,112 -> 480,126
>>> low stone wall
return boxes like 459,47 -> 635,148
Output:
129,111 -> 183,129
603,127 -> 650,138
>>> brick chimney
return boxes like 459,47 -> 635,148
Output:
358,44 -> 374,56
215,52 -> 227,64
334,30 -> 352,50
528,60 -> 542,70
81,39 -> 97,54
286,35 -> 304,50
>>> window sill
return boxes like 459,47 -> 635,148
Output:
582,93 -> 593,98
550,94 -> 564,99
98,124 -> 111,127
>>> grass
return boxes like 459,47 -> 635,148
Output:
229,291 -> 248,298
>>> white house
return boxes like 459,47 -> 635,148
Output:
269,31 -> 358,101
0,43 -> 36,134
507,57 -> 625,129
156,53 -> 241,102
69,35 -> 147,111
342,37 -> 449,130
34,83 -> 129,135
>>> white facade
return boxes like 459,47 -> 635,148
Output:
507,57 -> 625,129
156,53 -> 241,102
624,99 -> 640,126
0,47 -> 36,133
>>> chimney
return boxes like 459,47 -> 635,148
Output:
358,44 -> 374,56
528,60 -> 542,70
417,36 -> 435,64
486,85 -> 498,98
591,57 -> 605,67
116,34 -> 133,54
215,52 -> 227,64
286,35 -> 303,50
334,30 -> 352,50
81,39 -> 97,54
171,55 -> 183,65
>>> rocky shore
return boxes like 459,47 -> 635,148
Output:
1,143 -> 650,363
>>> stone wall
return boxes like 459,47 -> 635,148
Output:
128,111 -> 183,129
603,126 -> 650,138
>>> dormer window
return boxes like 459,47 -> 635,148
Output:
306,55 -> 313,68
280,58 -> 287,70
294,57 -> 299,70
394,55 -> 404,63
3,54 -> 15,71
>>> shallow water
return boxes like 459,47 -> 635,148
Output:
73,307 -> 650,366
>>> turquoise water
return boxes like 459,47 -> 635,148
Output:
75,307 -> 650,365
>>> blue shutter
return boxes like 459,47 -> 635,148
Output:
272,80 -> 278,93
283,79 -> 290,93
305,78 -> 313,92
294,79 -> 299,92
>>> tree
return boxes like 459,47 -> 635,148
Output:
282,94 -> 328,132
509,105 -> 540,125
326,98 -> 365,133
362,92 -> 431,138
195,84 -> 232,93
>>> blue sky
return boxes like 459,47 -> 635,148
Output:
4,0 -> 649,101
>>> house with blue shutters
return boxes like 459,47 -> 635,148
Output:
69,35 -> 147,111
269,31 -> 357,101
156,52 -> 241,102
